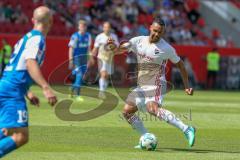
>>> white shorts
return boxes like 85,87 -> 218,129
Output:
98,59 -> 113,75
126,84 -> 167,112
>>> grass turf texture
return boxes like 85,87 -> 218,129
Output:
4,86 -> 240,160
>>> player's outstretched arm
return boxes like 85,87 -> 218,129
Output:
26,59 -> 57,106
175,60 -> 194,95
114,41 -> 132,55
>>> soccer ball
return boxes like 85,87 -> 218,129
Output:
140,133 -> 158,151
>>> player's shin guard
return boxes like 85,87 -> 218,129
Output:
124,113 -> 148,135
157,108 -> 188,132
0,137 -> 17,158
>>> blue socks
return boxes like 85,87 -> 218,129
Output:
72,72 -> 83,96
72,87 -> 81,96
0,136 -> 17,158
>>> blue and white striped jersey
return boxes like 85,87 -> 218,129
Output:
68,32 -> 91,57
68,32 -> 91,66
0,30 -> 46,98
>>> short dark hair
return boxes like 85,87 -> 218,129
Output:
152,17 -> 166,28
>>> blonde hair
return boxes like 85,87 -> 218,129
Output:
78,20 -> 86,26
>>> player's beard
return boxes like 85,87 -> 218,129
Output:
150,34 -> 160,43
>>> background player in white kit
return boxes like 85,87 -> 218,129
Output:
116,18 -> 196,148
91,22 -> 119,99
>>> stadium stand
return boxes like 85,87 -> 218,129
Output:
0,0 -> 235,47
230,0 -> 240,9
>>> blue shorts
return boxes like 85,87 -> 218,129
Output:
73,55 -> 87,67
0,98 -> 28,129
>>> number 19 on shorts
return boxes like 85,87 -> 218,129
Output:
17,110 -> 28,123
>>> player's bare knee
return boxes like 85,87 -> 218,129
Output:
104,73 -> 108,79
100,71 -> 108,79
20,132 -> 29,145
146,107 -> 155,115
146,102 -> 158,116
11,129 -> 29,147
122,103 -> 137,119
122,106 -> 132,119
13,132 -> 29,147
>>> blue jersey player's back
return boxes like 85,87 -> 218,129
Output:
0,6 -> 57,159
0,30 -> 45,98
68,31 -> 91,66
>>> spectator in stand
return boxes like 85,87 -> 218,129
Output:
206,48 -> 220,89
0,2 -> 6,22
0,0 -> 235,47
184,0 -> 200,24
215,35 -> 227,47
226,36 -> 235,48
0,39 -> 12,76
3,4 -> 14,22
124,2 -> 138,23
14,12 -> 28,24
137,24 -> 149,36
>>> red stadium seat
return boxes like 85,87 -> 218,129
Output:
212,28 -> 220,39
138,14 -> 147,25
197,18 -> 205,28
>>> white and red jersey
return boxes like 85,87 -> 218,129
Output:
94,32 -> 119,63
129,36 -> 180,87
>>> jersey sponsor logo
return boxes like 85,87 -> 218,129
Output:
138,53 -> 154,61
78,43 -> 88,48
154,48 -> 164,55
155,49 -> 160,54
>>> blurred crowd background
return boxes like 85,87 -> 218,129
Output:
0,0 -> 237,47
1,0 -> 240,90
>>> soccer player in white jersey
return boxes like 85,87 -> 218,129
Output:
91,22 -> 119,99
115,18 -> 196,148
0,6 -> 57,158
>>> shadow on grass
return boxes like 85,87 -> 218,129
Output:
156,147 -> 240,154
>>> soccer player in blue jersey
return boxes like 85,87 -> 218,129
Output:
68,20 -> 92,102
0,6 -> 57,158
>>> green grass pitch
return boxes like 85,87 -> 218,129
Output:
4,86 -> 240,160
